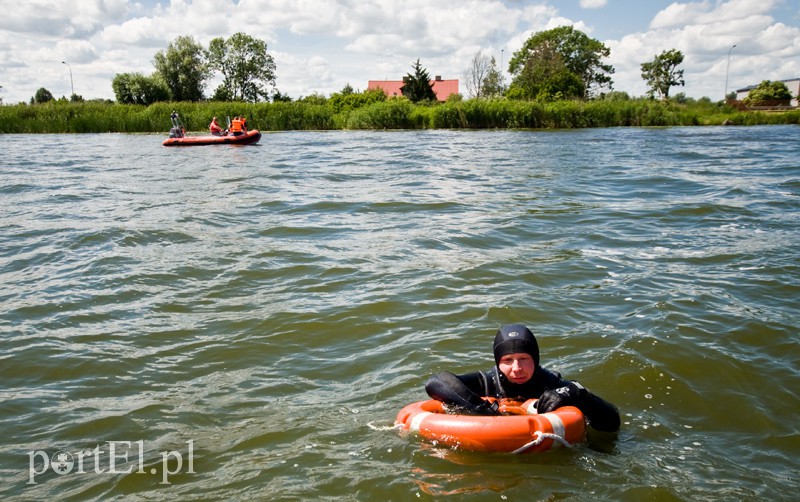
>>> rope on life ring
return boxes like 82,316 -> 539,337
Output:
511,431 -> 573,454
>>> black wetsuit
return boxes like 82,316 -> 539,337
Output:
425,366 -> 621,433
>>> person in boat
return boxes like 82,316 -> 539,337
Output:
209,116 -> 224,136
425,324 -> 621,432
168,111 -> 184,138
230,116 -> 244,136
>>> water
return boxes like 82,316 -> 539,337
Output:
1,126 -> 798,500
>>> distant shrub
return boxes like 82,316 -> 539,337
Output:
344,98 -> 415,129
328,89 -> 387,113
744,80 -> 793,106
600,91 -> 631,101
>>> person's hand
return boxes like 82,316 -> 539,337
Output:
474,399 -> 500,416
496,398 -> 527,415
537,382 -> 587,413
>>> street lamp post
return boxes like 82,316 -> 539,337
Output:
500,49 -> 505,88
724,45 -> 736,101
62,61 -> 74,98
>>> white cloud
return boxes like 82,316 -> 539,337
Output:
0,1 -> 798,104
650,2 -> 708,30
580,0 -> 608,8
0,0 -> 129,37
650,0 -> 778,29
55,40 -> 99,65
100,17 -> 168,48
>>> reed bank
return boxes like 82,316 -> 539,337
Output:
0,98 -> 798,134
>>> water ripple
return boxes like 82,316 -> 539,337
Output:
0,127 -> 798,499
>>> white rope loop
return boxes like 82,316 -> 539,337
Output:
511,431 -> 573,454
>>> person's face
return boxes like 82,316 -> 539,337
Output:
498,352 -> 535,384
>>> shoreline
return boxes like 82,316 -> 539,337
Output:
0,99 -> 797,134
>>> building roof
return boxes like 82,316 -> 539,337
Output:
368,78 -> 459,101
368,80 -> 404,98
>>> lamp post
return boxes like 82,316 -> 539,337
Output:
724,45 -> 736,101
500,49 -> 505,88
61,61 -> 74,98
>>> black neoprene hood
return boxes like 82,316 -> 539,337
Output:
493,324 -> 540,366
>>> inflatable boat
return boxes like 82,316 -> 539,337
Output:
395,398 -> 585,453
163,129 -> 261,146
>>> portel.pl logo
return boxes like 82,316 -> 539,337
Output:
27,440 -> 194,485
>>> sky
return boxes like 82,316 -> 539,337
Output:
0,0 -> 799,104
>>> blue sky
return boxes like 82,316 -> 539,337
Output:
0,0 -> 798,104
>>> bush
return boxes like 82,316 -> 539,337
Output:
328,88 -> 386,113
344,98 -> 416,129
112,73 -> 170,105
33,88 -> 54,104
743,80 -> 793,106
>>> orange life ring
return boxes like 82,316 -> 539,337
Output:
395,398 -> 586,453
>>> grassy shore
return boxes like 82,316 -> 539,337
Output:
0,98 -> 797,134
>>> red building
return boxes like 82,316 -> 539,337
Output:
368,76 -> 459,101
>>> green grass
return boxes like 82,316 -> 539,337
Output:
0,98 -> 797,134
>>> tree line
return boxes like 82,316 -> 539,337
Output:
111,32 -> 277,105
16,26 -> 799,108
464,26 -> 794,106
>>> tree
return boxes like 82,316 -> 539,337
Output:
508,26 -> 613,99
743,80 -> 793,106
153,35 -> 209,101
507,38 -> 584,100
272,90 -> 292,102
400,59 -> 437,102
112,72 -> 170,105
33,87 -> 54,104
640,49 -> 685,100
481,57 -> 505,97
207,32 -> 276,102
463,51 -> 505,98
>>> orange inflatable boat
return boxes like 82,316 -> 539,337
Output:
162,129 -> 261,146
395,398 -> 585,453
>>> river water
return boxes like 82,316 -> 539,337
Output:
1,126 -> 798,500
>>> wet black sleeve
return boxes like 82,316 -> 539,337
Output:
575,385 -> 621,433
424,371 -> 498,415
537,367 -> 620,433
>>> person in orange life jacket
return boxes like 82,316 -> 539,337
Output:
230,116 -> 244,135
209,116 -> 224,136
424,324 -> 621,432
